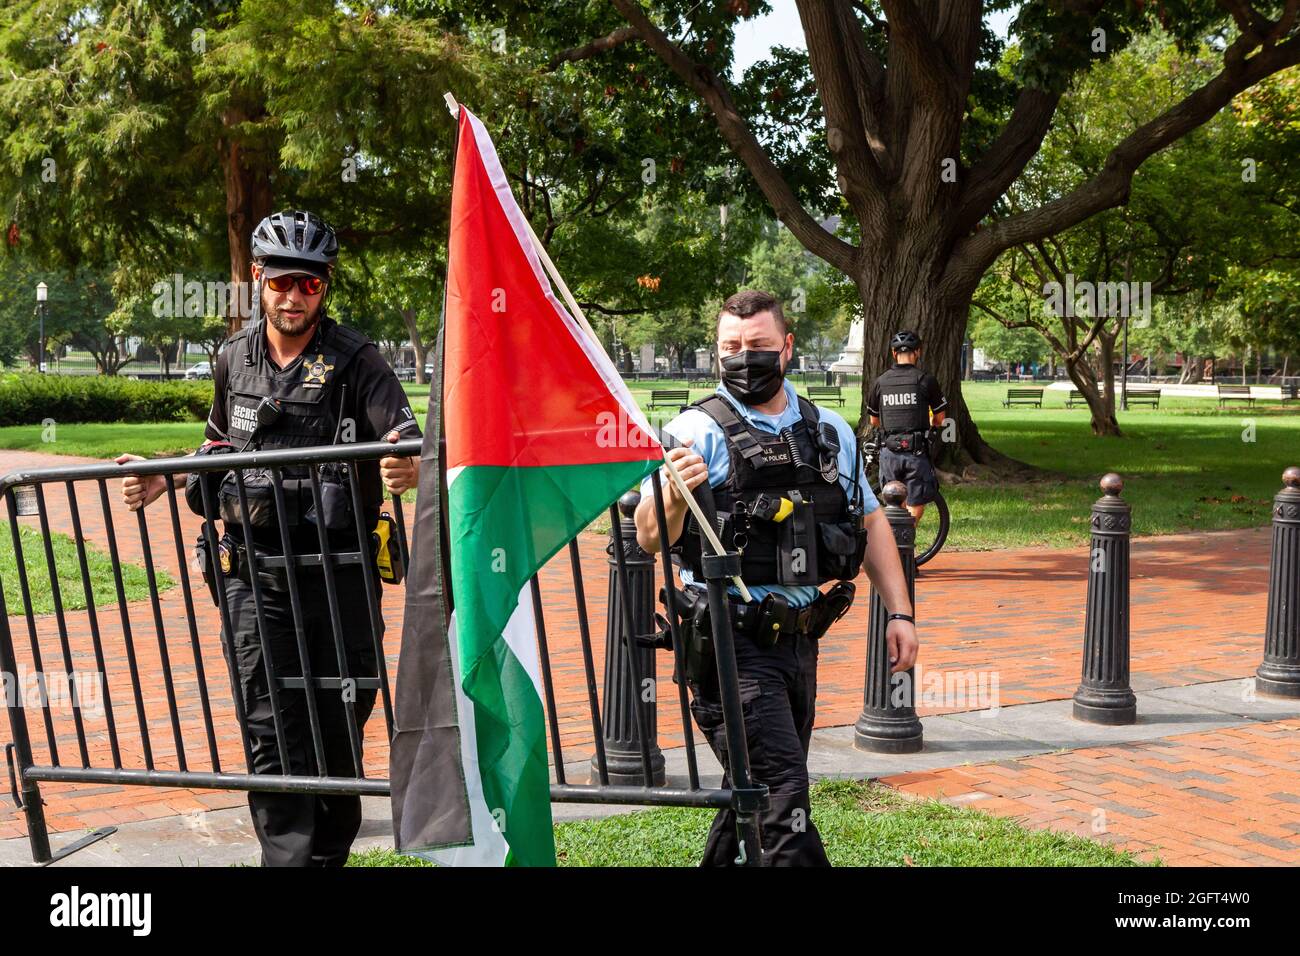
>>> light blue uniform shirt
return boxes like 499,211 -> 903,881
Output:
641,379 -> 879,607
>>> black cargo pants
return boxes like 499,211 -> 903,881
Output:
223,567 -> 382,867
689,625 -> 830,867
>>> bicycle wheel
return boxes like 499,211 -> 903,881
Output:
913,490 -> 949,567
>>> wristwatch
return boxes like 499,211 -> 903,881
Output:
887,612 -> 915,624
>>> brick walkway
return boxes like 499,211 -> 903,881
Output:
0,449 -> 1280,859
881,718 -> 1300,866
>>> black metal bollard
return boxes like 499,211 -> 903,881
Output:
854,481 -> 923,753
592,491 -> 666,785
1257,466 -> 1300,699
1073,473 -> 1137,724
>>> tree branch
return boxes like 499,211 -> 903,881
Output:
578,301 -> 650,316
851,0 -> 888,33
795,0 -> 890,233
945,31 -> 1300,298
609,0 -> 858,273
878,0 -> 955,93
1222,0 -> 1271,43
548,26 -> 639,68
953,88 -> 1062,236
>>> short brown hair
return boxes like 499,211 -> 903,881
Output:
718,289 -> 787,336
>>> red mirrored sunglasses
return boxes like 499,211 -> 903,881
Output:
263,273 -> 325,295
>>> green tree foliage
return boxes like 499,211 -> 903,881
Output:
977,31 -> 1300,433
571,0 -> 1300,468
0,1 -> 479,336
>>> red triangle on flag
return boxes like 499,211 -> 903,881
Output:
443,108 -> 662,472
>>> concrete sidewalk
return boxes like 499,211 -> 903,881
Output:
6,677 -> 1296,867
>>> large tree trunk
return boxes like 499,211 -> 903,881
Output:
853,263 -> 1031,475
222,102 -> 273,337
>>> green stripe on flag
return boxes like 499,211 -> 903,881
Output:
448,458 -> 659,866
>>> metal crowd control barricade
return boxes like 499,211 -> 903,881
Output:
0,439 -> 764,865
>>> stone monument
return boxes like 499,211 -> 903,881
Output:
830,317 -> 864,374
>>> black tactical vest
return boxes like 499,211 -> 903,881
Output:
875,363 -> 931,434
223,316 -> 369,453
216,316 -> 370,543
676,394 -> 865,587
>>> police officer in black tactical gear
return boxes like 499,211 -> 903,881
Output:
117,210 -> 420,866
635,290 -> 918,867
867,330 -> 948,524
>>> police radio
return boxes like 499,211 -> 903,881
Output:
237,397 -> 283,452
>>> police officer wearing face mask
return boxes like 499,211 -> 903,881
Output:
867,331 -> 948,525
635,290 -> 919,866
116,210 -> 421,866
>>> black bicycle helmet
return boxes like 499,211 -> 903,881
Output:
251,210 -> 339,274
890,330 -> 922,353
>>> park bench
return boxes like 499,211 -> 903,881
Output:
807,385 -> 845,406
1002,387 -> 1044,408
1065,389 -> 1090,408
648,388 -> 691,409
1123,386 -> 1161,408
1217,384 -> 1255,407
1280,382 -> 1299,403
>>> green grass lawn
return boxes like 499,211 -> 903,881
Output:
4,379 -> 1296,551
0,422 -> 208,459
344,779 -> 1151,867
940,382 -> 1298,549
0,525 -> 173,615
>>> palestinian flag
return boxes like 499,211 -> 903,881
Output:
389,104 -> 663,866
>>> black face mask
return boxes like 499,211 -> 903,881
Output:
721,349 -> 785,405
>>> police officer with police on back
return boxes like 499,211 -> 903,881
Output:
636,290 -> 918,866
116,210 -> 420,866
867,331 -> 948,524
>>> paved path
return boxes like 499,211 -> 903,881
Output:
7,679 -> 1297,866
0,448 -> 1283,865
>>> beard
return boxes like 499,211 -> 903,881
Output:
265,300 -> 321,337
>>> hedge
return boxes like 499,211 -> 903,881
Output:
0,373 -> 214,426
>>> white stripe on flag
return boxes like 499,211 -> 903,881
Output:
423,585 -> 543,866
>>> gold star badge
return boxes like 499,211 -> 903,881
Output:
304,353 -> 335,385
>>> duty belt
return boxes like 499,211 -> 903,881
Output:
729,596 -> 820,638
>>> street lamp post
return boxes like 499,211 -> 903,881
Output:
35,281 -> 47,374
1121,312 -> 1129,412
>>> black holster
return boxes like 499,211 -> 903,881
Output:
193,529 -> 221,608
658,585 -> 715,687
808,580 -> 856,640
